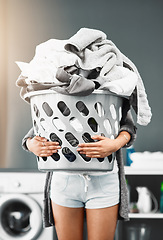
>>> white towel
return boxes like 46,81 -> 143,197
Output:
16,39 -> 77,83
99,65 -> 138,96
130,151 -> 163,169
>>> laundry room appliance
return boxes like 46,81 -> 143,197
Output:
0,171 -> 55,240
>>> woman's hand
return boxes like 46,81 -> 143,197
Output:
26,136 -> 61,157
77,131 -> 130,158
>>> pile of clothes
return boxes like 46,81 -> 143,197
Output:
16,27 -> 152,126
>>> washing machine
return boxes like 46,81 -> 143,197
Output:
0,171 -> 55,240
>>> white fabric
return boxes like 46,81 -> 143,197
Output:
16,39 -> 76,84
16,27 -> 152,126
130,151 -> 163,169
99,65 -> 138,96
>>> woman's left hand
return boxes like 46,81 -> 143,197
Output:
77,135 -> 119,158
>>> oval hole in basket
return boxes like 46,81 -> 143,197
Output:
51,153 -> 60,161
78,152 -> 91,162
42,102 -> 53,117
82,132 -> 94,143
42,157 -> 47,161
88,117 -> 98,132
94,102 -> 105,117
50,133 -> 62,145
40,118 -> 50,132
34,120 -> 39,133
69,117 -> 83,132
97,157 -> 104,162
76,101 -> 89,116
33,104 -> 40,118
110,135 -> 115,139
52,117 -> 66,132
62,147 -> 76,162
114,121 -> 119,135
101,133 -> 105,137
107,154 -> 113,163
119,106 -> 122,121
57,101 -> 71,116
65,132 -> 79,147
103,119 -> 112,135
110,104 -> 117,120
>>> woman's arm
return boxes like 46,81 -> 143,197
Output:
22,127 -> 35,151
26,136 -> 61,157
22,127 -> 61,157
77,98 -> 137,158
77,131 -> 130,159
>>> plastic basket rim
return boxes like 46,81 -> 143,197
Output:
24,89 -> 127,99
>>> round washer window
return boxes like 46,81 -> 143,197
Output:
0,194 -> 42,240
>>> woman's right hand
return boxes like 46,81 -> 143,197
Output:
26,136 -> 61,157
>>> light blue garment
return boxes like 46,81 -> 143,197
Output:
50,172 -> 119,209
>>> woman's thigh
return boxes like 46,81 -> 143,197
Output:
51,201 -> 84,240
86,204 -> 119,240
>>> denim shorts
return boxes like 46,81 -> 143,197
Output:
50,172 -> 120,209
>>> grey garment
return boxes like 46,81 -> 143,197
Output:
22,99 -> 137,227
64,27 -> 152,126
16,66 -> 97,104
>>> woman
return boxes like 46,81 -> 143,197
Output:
17,27 -> 152,240
22,97 -> 137,240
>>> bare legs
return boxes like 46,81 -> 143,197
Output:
51,203 -> 84,240
86,204 -> 119,240
51,202 -> 119,240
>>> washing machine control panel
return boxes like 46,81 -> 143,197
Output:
0,172 -> 46,193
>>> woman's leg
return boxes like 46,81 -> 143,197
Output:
51,201 -> 84,240
86,204 -> 119,240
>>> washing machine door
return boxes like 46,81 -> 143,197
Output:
0,194 -> 43,240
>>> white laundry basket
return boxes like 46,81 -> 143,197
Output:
26,90 -> 123,172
